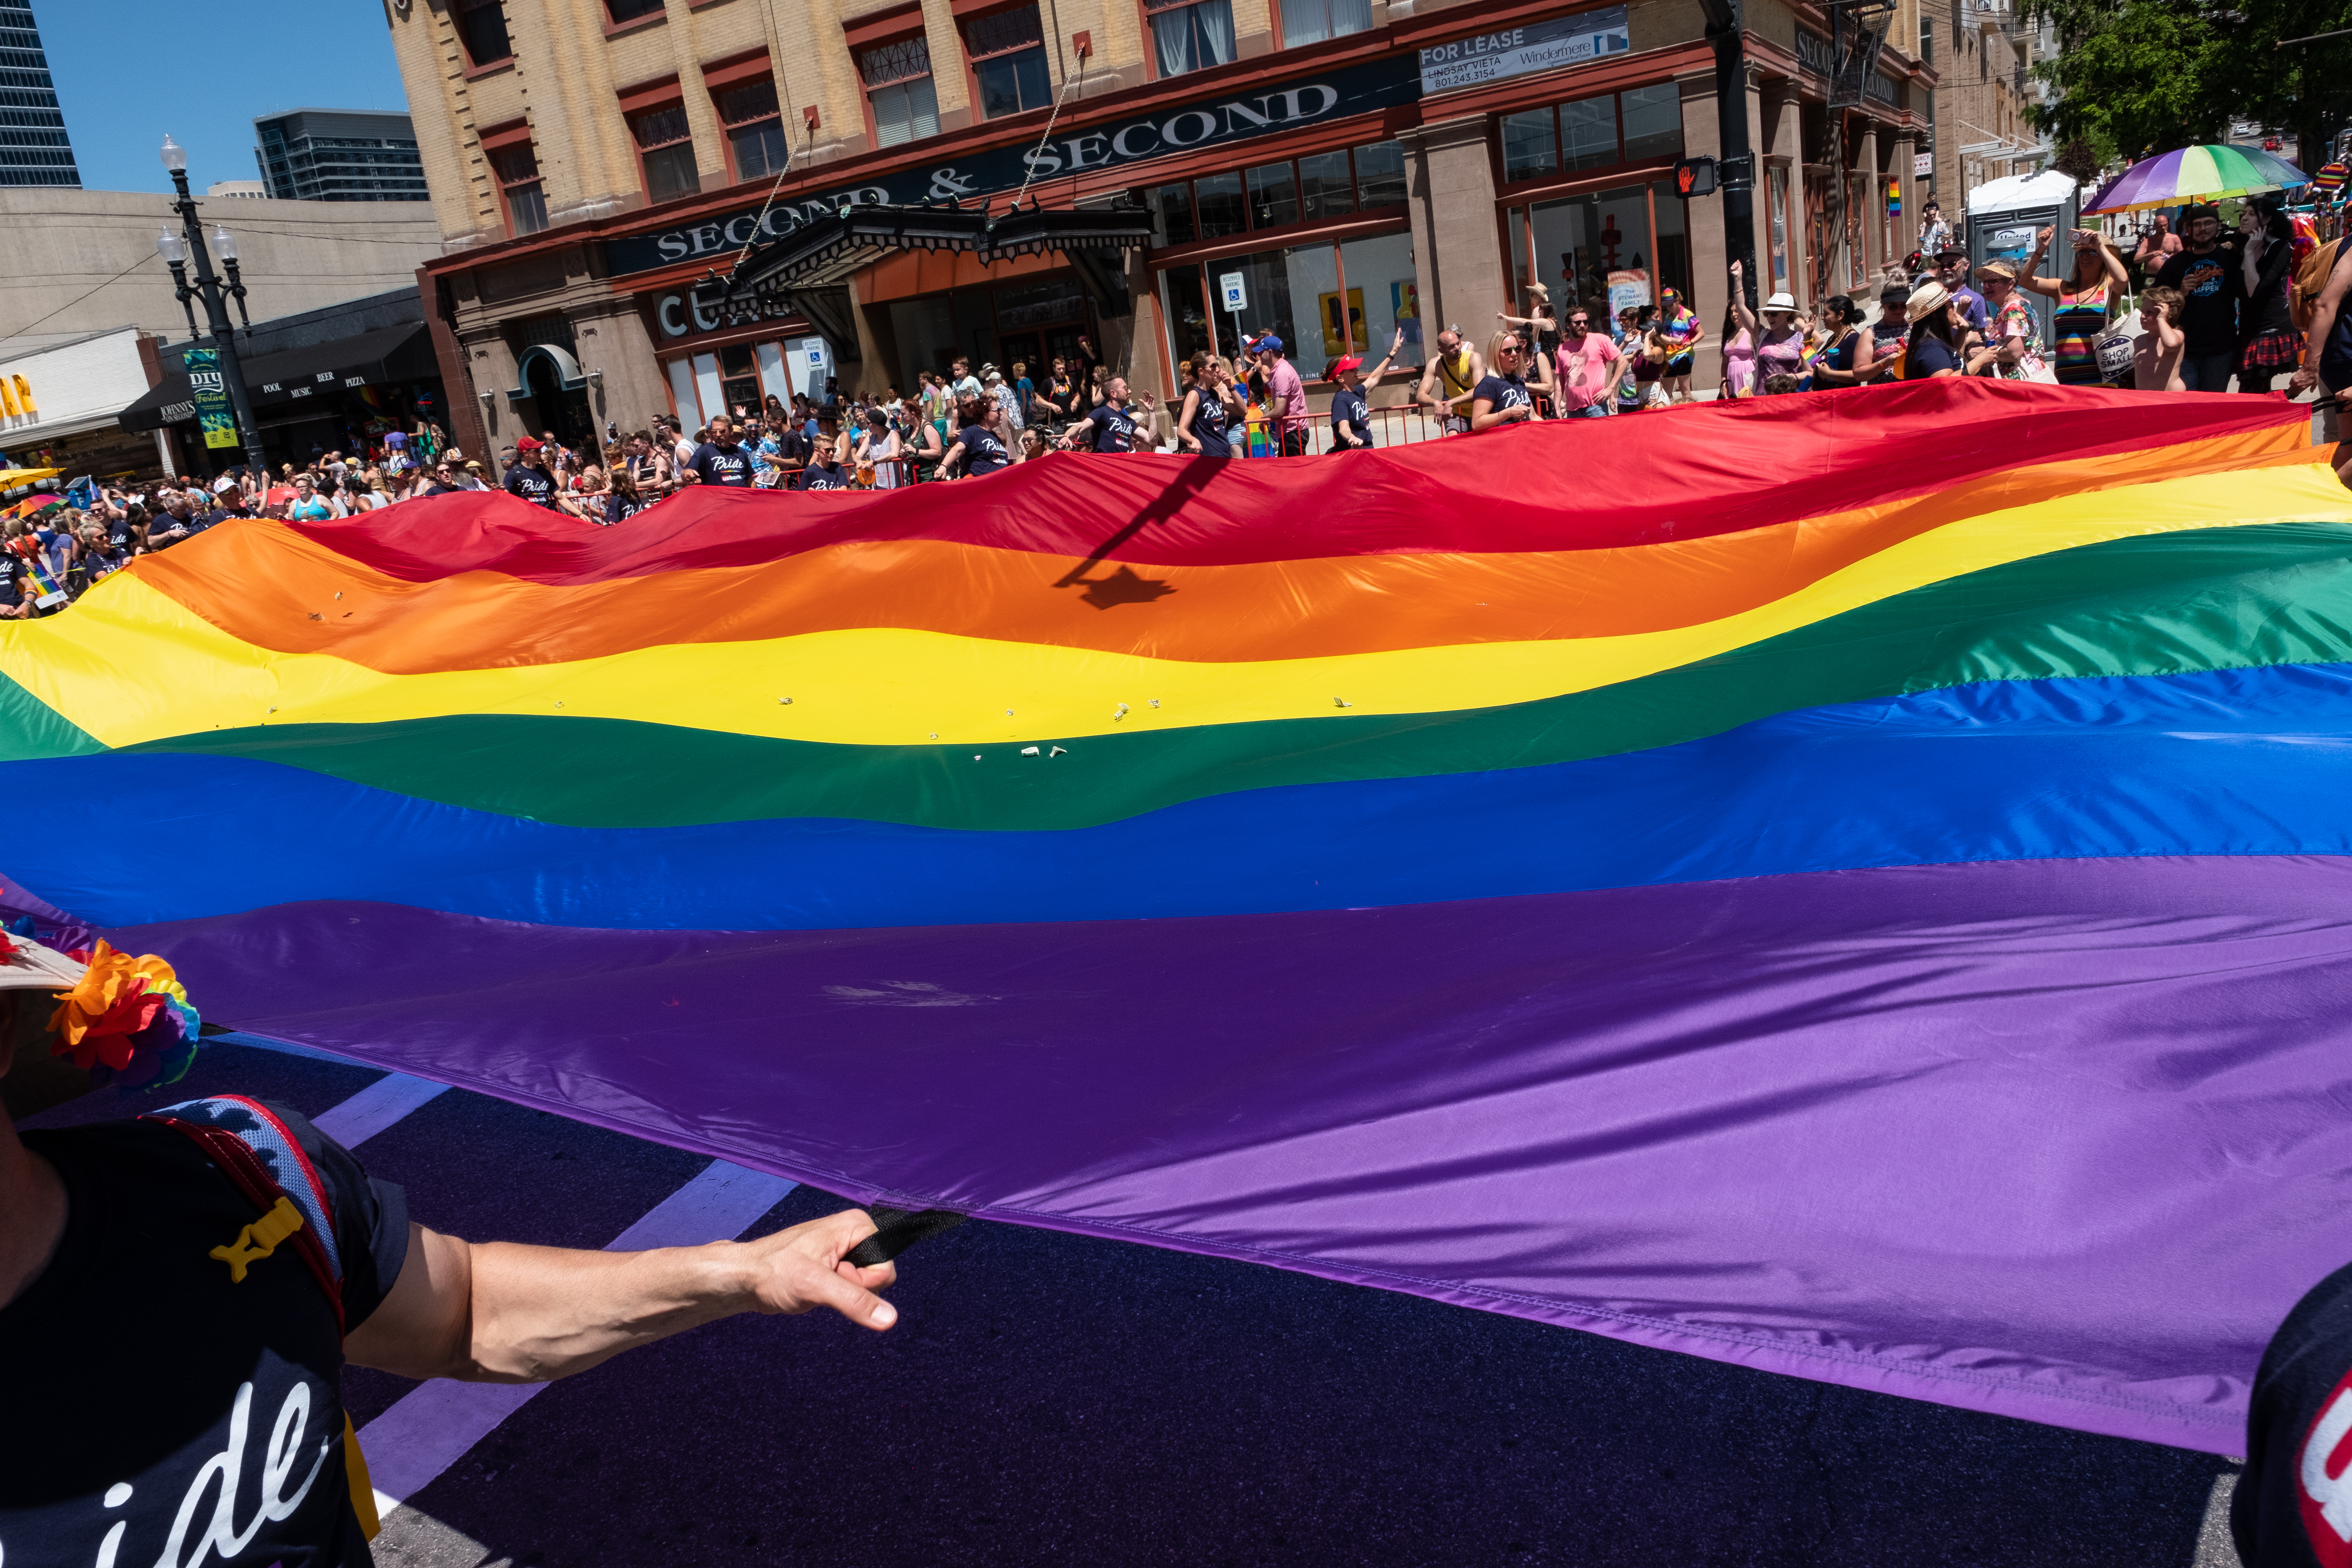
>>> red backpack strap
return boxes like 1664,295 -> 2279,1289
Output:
142,1097 -> 347,1339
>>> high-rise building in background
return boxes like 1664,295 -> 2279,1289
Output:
253,109 -> 429,202
0,0 -> 80,188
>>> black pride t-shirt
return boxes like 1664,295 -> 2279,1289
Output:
503,464 -> 560,510
688,440 -> 756,488
1470,373 -> 1531,417
958,427 -> 1011,477
2156,243 -> 2245,357
0,1100 -> 408,1567
2236,1259 -> 2352,1566
1083,404 -> 1137,454
1328,387 -> 1371,450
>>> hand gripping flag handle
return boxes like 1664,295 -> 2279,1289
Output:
846,1206 -> 966,1268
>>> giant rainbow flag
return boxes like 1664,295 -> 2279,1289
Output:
11,379 -> 2352,1451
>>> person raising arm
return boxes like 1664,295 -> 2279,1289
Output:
2021,225 -> 2130,386
1327,329 -> 1408,450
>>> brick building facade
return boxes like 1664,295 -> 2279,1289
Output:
387,0 -> 1938,454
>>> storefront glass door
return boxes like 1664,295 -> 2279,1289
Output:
1508,181 -> 1690,325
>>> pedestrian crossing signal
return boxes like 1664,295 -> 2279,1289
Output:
1674,157 -> 1719,198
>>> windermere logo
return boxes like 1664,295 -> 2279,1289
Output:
603,55 -> 1421,278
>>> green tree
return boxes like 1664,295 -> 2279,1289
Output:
2025,0 -> 2352,174
2051,137 -> 2107,184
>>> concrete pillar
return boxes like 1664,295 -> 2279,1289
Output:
1123,250 -> 1176,400
1849,126 -> 1879,285
1401,115 -> 1502,342
460,328 -> 521,474
569,298 -> 669,439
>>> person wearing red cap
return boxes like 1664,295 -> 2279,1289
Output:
503,437 -> 561,511
1325,328 -> 1407,453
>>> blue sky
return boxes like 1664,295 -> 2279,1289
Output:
42,0 -> 412,196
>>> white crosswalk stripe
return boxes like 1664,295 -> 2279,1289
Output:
312,1073 -> 450,1147
360,1160 -> 800,1517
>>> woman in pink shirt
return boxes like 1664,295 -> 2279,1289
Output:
1719,298 -> 1757,399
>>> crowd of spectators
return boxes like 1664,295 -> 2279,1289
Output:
16,198 -> 2343,590
0,430 -> 504,615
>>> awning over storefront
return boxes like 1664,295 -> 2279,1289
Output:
706,202 -> 1157,347
116,323 -> 440,432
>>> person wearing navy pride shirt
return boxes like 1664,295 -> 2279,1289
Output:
502,437 -> 561,510
1059,376 -> 1158,454
684,414 -> 758,488
942,396 -> 1013,479
1468,330 -> 1540,432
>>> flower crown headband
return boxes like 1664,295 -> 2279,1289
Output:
0,929 -> 201,1090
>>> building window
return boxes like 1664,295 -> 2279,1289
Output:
1298,150 -> 1354,221
1497,87 -> 1682,188
1354,140 -> 1405,208
606,0 -> 664,22
1501,109 -> 1557,181
964,5 -> 1052,119
858,35 -> 940,147
1145,0 -> 1236,78
1507,180 -> 1691,320
1768,163 -> 1791,290
717,79 -> 788,181
490,142 -> 548,235
1194,171 -> 1246,238
1560,94 -> 1617,171
1278,0 -> 1371,47
629,103 -> 700,201
1149,145 -> 1403,248
1149,180 -> 1196,245
1159,229 -> 1416,381
1246,162 -> 1298,228
456,0 -> 512,67
1621,84 -> 1683,160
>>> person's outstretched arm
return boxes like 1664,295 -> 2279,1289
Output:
1728,261 -> 1760,338
345,1208 -> 898,1384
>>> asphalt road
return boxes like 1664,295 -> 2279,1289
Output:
29,1038 -> 2246,1567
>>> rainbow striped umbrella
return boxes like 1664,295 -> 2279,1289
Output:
2084,143 -> 2312,213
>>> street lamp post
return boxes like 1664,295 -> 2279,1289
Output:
1695,0 -> 1758,313
156,134 -> 267,478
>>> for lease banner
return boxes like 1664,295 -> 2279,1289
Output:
1417,8 -> 1630,95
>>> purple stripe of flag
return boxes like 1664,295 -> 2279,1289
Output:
115,853 -> 2352,1452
